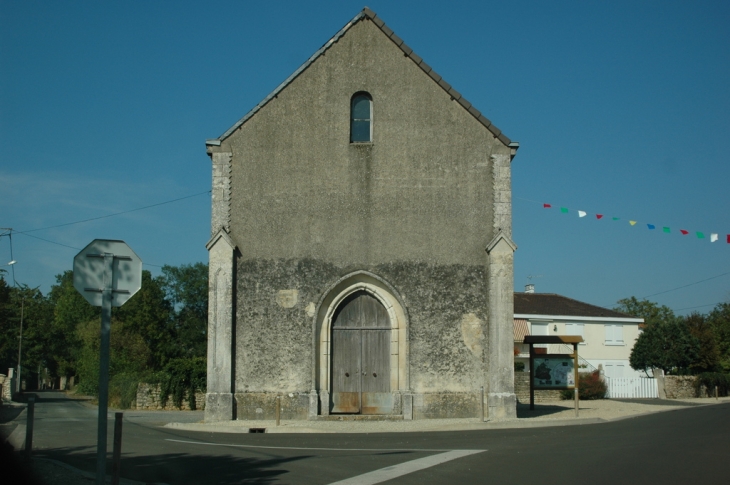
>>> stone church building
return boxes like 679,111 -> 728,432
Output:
204,8 -> 519,422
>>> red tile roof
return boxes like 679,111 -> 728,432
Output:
514,293 -> 638,319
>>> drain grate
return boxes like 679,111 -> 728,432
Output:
248,428 -> 266,433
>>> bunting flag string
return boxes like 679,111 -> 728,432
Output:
538,201 -> 728,244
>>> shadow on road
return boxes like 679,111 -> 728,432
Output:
0,405 -> 25,425
37,445 -> 312,485
14,391 -> 93,405
515,403 -> 569,418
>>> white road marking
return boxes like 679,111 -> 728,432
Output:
165,438 -> 458,453
327,450 -> 485,485
7,424 -> 26,450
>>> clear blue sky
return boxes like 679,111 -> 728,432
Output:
1,0 -> 728,315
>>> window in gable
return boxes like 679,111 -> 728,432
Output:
350,92 -> 372,142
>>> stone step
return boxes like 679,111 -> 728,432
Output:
314,414 -> 404,421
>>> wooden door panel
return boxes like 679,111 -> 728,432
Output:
361,392 -> 394,414
331,329 -> 360,413
361,330 -> 389,392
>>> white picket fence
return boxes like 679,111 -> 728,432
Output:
605,377 -> 658,399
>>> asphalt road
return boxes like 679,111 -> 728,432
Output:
5,391 -> 730,484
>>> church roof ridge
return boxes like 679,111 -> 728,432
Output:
209,8 -> 513,146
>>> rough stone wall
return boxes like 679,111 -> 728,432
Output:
235,259 -> 488,395
136,383 -> 205,411
663,376 -> 699,399
514,373 -> 563,403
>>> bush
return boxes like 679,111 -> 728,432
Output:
561,371 -> 607,400
514,362 -> 525,372
155,357 -> 207,409
695,372 -> 730,397
109,372 -> 141,409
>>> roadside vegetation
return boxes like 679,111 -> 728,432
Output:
616,297 -> 730,396
0,263 -> 208,408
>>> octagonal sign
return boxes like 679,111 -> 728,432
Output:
73,239 -> 142,307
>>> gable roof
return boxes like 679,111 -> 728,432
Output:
514,293 -> 642,321
208,7 -> 514,147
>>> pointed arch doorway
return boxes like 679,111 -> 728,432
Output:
331,290 -> 391,414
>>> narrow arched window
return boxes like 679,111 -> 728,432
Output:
350,92 -> 372,142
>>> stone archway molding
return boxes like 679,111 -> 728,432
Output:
312,270 -> 409,416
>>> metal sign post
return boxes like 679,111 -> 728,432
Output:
74,240 -> 141,485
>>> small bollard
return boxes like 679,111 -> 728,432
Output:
715,386 -> 719,400
25,396 -> 35,459
111,412 -> 123,485
275,396 -> 281,426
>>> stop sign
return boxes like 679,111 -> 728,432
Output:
73,239 -> 142,307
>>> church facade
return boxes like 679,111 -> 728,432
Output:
204,8 -> 519,421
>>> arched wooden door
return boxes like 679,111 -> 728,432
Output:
331,291 -> 392,414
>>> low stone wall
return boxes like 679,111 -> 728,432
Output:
662,376 -> 707,399
514,373 -> 563,403
136,383 -> 205,411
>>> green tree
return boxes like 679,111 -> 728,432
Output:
75,316 -> 152,395
12,285 -> 54,385
158,263 -> 208,359
113,270 -> 173,369
630,318 -> 700,375
684,312 -> 720,373
47,271 -> 98,379
0,276 -> 16,373
614,296 -> 676,326
707,302 -> 730,372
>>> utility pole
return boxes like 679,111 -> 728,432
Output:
17,296 -> 24,393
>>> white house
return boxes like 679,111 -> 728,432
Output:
514,291 -> 645,379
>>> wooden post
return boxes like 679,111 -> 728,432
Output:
25,396 -> 35,459
275,396 -> 281,426
111,412 -> 123,485
529,343 -> 535,410
716,386 -> 719,400
479,386 -> 484,421
573,343 -> 579,417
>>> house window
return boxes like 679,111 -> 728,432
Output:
350,92 -> 372,142
565,323 -> 585,344
531,322 -> 549,349
605,324 -> 624,345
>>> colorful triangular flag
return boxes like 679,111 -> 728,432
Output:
596,214 -> 603,219
560,207 -> 568,213
727,235 -> 730,244
647,224 -> 656,230
697,232 -> 705,239
578,211 -> 587,218
680,230 -> 689,235
543,203 -> 552,208
663,227 -> 670,233
629,221 -> 637,226
612,217 -> 620,221
711,233 -> 718,242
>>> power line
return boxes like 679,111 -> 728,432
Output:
15,190 -> 211,234
674,302 -> 723,312
641,271 -> 730,299
3,190 -> 211,269
17,232 -> 163,268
